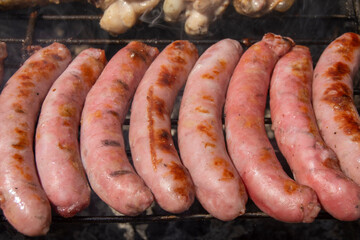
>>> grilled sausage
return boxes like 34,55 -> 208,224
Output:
129,40 -> 198,213
80,42 -> 158,216
225,33 -> 320,223
0,42 -> 71,236
178,39 -> 248,221
0,42 -> 7,85
35,48 -> 106,217
312,32 -> 360,186
271,45 -> 360,221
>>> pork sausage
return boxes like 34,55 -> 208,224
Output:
225,33 -> 320,223
312,32 -> 360,186
35,48 -> 106,217
129,40 -> 198,213
178,39 -> 248,221
80,42 -> 158,216
271,45 -> 360,221
0,42 -> 71,236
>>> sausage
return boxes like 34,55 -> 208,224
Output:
312,32 -> 360,186
225,33 -> 320,223
270,45 -> 360,221
177,39 -> 248,221
0,42 -> 7,85
35,48 -> 106,217
0,42 -> 71,236
80,42 -> 158,216
129,40 -> 198,213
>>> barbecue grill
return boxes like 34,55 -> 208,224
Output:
1,0 -> 360,239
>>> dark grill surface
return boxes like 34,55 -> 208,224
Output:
1,0 -> 360,239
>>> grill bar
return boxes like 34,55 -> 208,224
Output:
0,212 -> 336,224
0,38 -> 344,46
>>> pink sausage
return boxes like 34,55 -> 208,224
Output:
80,41 -> 158,216
312,32 -> 360,186
35,48 -> 106,217
225,33 -> 320,223
178,39 -> 248,221
129,40 -> 198,213
270,45 -> 360,221
0,43 -> 71,236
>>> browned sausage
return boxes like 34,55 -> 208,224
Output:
0,43 -> 71,236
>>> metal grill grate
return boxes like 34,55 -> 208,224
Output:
0,0 -> 359,227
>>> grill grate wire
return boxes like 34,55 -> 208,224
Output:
0,0 -> 359,225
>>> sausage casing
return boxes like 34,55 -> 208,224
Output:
178,39 -> 248,221
81,42 -> 158,216
312,32 -> 360,186
35,48 -> 106,217
0,42 -> 71,236
225,34 -> 320,223
129,40 -> 198,213
271,45 -> 360,221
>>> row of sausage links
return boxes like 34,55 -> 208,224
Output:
0,32 -> 359,236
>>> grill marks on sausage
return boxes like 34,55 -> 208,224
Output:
147,87 -> 177,168
156,42 -> 196,88
202,95 -> 214,102
12,102 -> 25,114
19,80 -> 35,89
300,105 -> 318,137
283,179 -> 300,194
157,65 -> 178,87
166,161 -> 191,200
13,63 -> 40,103
12,127 -> 29,150
291,56 -> 311,82
58,103 -> 76,118
127,42 -> 154,64
57,142 -> 81,171
110,79 -> 130,97
323,62 -> 350,81
42,48 -> 67,62
147,85 -> 191,196
243,115 -> 262,130
202,73 -> 214,79
197,121 -> 217,142
298,88 -> 310,104
12,153 -> 32,181
116,79 -> 130,91
259,147 -> 272,162
155,129 -> 177,155
79,61 -> 96,87
109,170 -> 132,177
213,157 -> 235,181
201,59 -> 227,80
101,139 -> 121,147
147,86 -> 175,169
25,59 -> 57,82
322,69 -> 360,142
147,87 -> 158,168
322,157 -> 341,170
152,95 -> 166,120
205,142 -> 216,148
332,32 -> 360,62
195,106 -> 209,113
291,55 -> 318,137
170,40 -> 192,54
